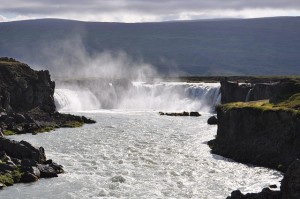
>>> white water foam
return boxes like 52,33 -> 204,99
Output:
2,112 -> 282,199
0,82 -> 282,198
54,89 -> 101,111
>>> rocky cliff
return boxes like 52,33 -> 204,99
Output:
212,79 -> 300,198
220,79 -> 300,104
209,105 -> 300,172
0,57 -> 95,135
0,57 -> 55,113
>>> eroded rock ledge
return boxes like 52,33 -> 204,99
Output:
209,106 -> 300,172
0,135 -> 63,188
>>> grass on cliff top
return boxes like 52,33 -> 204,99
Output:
0,58 -> 20,66
220,93 -> 300,114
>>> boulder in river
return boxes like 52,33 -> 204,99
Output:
207,115 -> 218,125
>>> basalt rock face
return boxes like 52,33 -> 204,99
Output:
220,81 -> 252,103
281,159 -> 300,199
0,57 -> 55,113
0,58 -> 95,134
220,79 -> 300,104
209,107 -> 300,172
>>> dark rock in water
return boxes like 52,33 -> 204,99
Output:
227,188 -> 281,199
45,159 -> 53,164
49,162 -> 64,174
0,137 -> 64,187
37,164 -> 58,178
227,159 -> 300,198
269,184 -> 277,189
190,112 -> 201,117
207,115 -> 218,125
159,111 -> 201,117
0,183 -> 4,190
81,116 -> 96,124
21,166 -> 41,179
281,159 -> 300,199
111,176 -> 126,183
21,171 -> 39,183
227,190 -> 243,199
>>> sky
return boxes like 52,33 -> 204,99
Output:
0,0 -> 299,22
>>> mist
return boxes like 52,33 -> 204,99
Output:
31,34 -> 220,113
36,34 -> 160,81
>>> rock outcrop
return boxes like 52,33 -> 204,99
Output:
0,57 -> 55,113
220,79 -> 300,104
220,81 -> 252,103
159,111 -> 201,117
207,115 -> 218,125
0,137 -> 63,188
0,58 -> 95,135
209,106 -> 300,172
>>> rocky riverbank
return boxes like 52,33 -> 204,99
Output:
0,135 -> 63,189
0,57 -> 95,188
227,159 -> 300,199
211,78 -> 300,198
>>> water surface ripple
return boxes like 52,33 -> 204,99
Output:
2,111 -> 282,199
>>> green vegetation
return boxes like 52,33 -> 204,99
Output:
3,130 -> 16,136
220,93 -> 300,114
34,126 -> 56,134
62,121 -> 84,128
0,168 -> 23,186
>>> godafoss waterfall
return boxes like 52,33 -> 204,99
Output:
2,81 -> 282,198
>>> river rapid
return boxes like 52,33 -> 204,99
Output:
1,82 -> 282,199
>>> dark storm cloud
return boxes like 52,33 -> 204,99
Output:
0,0 -> 299,21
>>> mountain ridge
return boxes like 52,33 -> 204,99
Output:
0,17 -> 300,76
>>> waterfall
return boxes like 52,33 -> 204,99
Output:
245,88 -> 253,102
54,89 -> 101,111
54,82 -> 221,112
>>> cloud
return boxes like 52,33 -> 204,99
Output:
0,0 -> 300,22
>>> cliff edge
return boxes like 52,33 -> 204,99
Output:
0,57 -> 95,135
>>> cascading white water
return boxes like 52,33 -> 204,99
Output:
118,82 -> 221,112
245,88 -> 253,102
54,82 -> 221,112
54,88 -> 101,111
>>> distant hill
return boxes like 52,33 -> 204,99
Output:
0,17 -> 300,76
